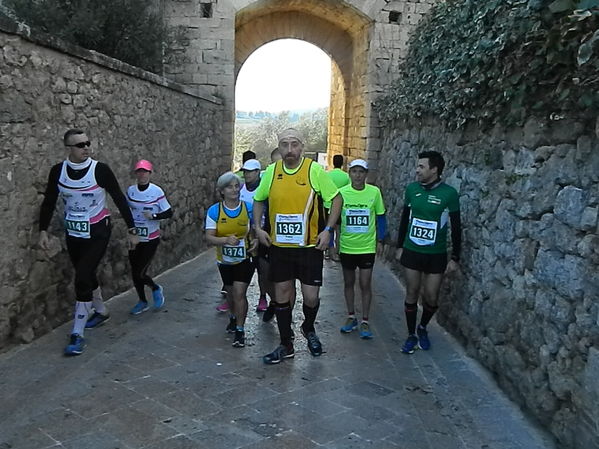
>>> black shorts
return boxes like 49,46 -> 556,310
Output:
218,258 -> 255,286
257,243 -> 269,261
339,252 -> 375,270
269,245 -> 323,286
400,248 -> 447,274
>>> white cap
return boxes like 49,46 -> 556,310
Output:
241,159 -> 261,171
348,159 -> 368,170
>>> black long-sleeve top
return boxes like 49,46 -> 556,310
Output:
396,207 -> 462,262
39,160 -> 135,231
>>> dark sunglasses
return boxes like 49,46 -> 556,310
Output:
67,141 -> 91,148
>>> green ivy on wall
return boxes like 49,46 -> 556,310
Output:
376,0 -> 599,128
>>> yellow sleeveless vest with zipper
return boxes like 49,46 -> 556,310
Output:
268,159 -> 323,247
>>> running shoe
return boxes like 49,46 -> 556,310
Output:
301,327 -> 323,357
401,335 -> 419,354
262,303 -> 275,322
359,322 -> 373,339
232,330 -> 245,348
226,317 -> 236,333
216,302 -> 230,313
340,317 -> 358,333
417,326 -> 430,350
256,295 -> 268,312
263,344 -> 295,364
64,334 -> 85,356
152,285 -> 165,309
85,312 -> 110,329
130,301 -> 149,315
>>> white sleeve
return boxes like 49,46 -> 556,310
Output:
205,215 -> 217,230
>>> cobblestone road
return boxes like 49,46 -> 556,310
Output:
0,252 -> 556,449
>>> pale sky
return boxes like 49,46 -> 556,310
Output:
235,39 -> 332,112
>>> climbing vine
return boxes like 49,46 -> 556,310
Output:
376,0 -> 599,128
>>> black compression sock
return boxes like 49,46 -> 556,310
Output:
302,302 -> 320,333
420,303 -> 438,327
274,302 -> 293,346
405,302 -> 418,335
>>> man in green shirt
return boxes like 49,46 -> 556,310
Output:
396,151 -> 461,354
325,154 -> 350,261
253,128 -> 342,364
338,159 -> 386,339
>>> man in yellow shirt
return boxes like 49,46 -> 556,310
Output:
254,128 -> 342,364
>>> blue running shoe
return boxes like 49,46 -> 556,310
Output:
85,312 -> 110,329
401,335 -> 419,354
340,317 -> 358,333
64,334 -> 85,356
417,326 -> 430,350
359,322 -> 373,339
152,285 -> 165,309
130,301 -> 149,315
301,326 -> 323,357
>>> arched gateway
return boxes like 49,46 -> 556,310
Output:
163,0 -> 436,173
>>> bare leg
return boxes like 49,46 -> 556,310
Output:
258,257 -> 275,300
342,267 -> 356,314
275,280 -> 295,305
403,267 -> 422,305
421,273 -> 444,307
403,267 -> 422,336
232,281 -> 249,327
358,267 -> 373,319
300,284 -> 320,308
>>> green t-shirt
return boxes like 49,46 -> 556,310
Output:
324,168 -> 350,209
254,158 -> 339,203
401,182 -> 460,254
339,183 -> 385,254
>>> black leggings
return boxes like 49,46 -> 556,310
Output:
128,238 -> 160,302
66,219 -> 111,302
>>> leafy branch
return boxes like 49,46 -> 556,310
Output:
376,0 -> 599,128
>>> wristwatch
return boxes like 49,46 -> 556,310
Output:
324,226 -> 334,233
128,227 -> 137,236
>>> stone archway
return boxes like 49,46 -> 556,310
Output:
163,0 -> 437,174
234,1 -> 371,164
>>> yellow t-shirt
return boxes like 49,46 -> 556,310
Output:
254,158 -> 339,247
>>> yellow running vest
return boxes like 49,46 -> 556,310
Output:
215,202 -> 251,264
268,159 -> 324,247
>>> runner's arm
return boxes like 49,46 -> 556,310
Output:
253,200 -> 265,230
325,193 -> 342,228
205,229 -> 235,246
152,209 -> 173,220
396,205 -> 410,248
252,200 -> 271,246
376,214 -> 387,242
38,164 -> 61,231
449,210 -> 462,262
96,163 -> 135,229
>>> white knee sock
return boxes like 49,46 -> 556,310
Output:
72,301 -> 93,336
92,287 -> 107,315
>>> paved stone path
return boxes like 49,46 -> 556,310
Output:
0,252 -> 556,449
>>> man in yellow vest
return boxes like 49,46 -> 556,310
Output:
254,128 -> 342,364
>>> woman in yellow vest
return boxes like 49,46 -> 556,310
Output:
205,171 -> 258,348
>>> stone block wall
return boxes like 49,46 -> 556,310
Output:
378,116 -> 599,448
0,17 -> 228,351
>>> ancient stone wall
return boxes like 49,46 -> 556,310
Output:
378,116 -> 599,449
0,17 -> 228,350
